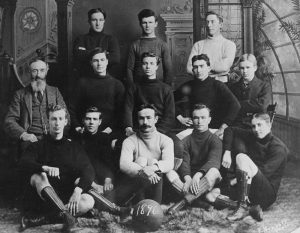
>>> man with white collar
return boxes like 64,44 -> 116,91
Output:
229,54 -> 271,127
186,11 -> 236,82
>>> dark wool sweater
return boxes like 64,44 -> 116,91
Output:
73,30 -> 120,76
229,76 -> 272,121
179,130 -> 222,178
127,37 -> 173,85
70,74 -> 125,130
74,130 -> 118,182
223,127 -> 289,194
176,77 -> 241,128
19,136 -> 95,192
124,78 -> 175,133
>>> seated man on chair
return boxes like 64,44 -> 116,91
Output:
167,104 -> 222,213
4,58 -> 69,152
219,112 -> 288,221
115,104 -> 174,205
19,105 -> 95,231
229,54 -> 271,128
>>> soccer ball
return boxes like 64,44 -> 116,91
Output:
132,199 -> 164,232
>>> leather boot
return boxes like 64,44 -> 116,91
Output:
227,169 -> 250,221
41,186 -> 79,232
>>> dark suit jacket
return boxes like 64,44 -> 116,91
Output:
4,85 -> 69,140
229,76 -> 272,118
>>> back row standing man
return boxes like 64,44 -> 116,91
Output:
187,11 -> 236,83
73,8 -> 120,78
127,9 -> 173,87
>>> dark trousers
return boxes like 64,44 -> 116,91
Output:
111,174 -> 163,206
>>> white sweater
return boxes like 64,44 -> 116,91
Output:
187,34 -> 236,76
120,129 -> 174,177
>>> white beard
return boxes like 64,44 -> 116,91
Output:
31,79 -> 46,93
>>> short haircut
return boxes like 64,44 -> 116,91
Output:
252,112 -> 271,124
47,104 -> 67,118
192,54 -> 210,67
88,8 -> 106,21
137,103 -> 158,116
29,58 -> 47,67
205,11 -> 223,23
240,53 -> 257,67
138,9 -> 157,22
193,104 -> 211,116
141,52 -> 161,65
85,106 -> 102,119
88,47 -> 108,61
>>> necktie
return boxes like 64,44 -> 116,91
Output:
37,91 -> 43,103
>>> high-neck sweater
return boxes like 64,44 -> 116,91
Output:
124,78 -> 175,133
187,34 -> 236,75
19,135 -> 95,191
70,73 -> 125,130
73,29 -> 120,77
120,129 -> 174,177
127,37 -> 173,85
223,127 -> 289,194
176,77 -> 240,128
179,130 -> 222,178
74,130 -> 118,180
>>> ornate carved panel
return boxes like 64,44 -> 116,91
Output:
161,13 -> 193,86
14,0 -> 58,85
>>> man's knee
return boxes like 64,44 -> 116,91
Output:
30,172 -> 49,187
78,193 -> 95,214
30,173 -> 51,197
236,153 -> 258,177
204,168 -> 222,189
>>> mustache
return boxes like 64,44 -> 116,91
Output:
141,124 -> 151,129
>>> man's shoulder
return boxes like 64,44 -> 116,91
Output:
219,35 -> 236,46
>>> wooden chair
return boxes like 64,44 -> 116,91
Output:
267,102 -> 277,125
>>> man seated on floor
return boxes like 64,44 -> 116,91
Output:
219,112 -> 288,221
4,58 -> 69,152
19,104 -> 95,231
167,104 -> 222,214
229,54 -> 271,128
74,106 -> 119,193
175,54 -> 240,139
124,51 -> 183,169
115,104 -> 174,205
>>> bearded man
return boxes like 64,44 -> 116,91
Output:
4,58 -> 69,152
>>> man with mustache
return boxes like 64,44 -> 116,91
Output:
4,58 -> 69,152
114,104 -> 174,204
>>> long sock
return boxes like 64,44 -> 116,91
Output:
236,169 -> 250,205
88,188 -> 131,215
185,177 -> 210,203
41,186 -> 68,212
41,186 -> 76,227
167,177 -> 210,214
